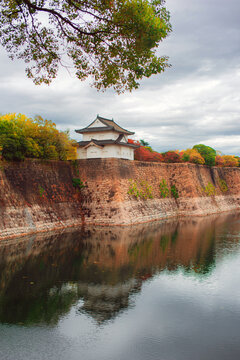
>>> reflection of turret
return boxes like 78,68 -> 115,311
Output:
77,279 -> 141,323
0,212 -> 240,325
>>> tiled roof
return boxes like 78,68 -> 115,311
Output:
75,115 -> 135,135
78,138 -> 139,149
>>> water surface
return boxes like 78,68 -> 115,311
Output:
1,213 -> 240,359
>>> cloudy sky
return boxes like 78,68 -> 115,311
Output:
0,0 -> 239,154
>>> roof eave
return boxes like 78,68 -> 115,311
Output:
76,128 -> 134,135
78,140 -> 139,149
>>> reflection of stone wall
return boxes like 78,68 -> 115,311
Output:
0,212 -> 240,324
1,212 -> 239,287
79,213 -> 237,275
1,158 -> 240,239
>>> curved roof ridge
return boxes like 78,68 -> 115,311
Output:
76,115 -> 134,135
98,116 -> 134,135
97,115 -> 113,122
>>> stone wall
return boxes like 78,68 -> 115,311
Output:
0,160 -> 83,239
78,158 -> 240,225
0,158 -> 240,239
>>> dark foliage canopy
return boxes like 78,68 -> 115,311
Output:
0,0 -> 171,92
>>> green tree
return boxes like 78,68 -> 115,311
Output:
0,0 -> 171,92
140,139 -> 150,146
234,156 -> 240,167
193,144 -> 216,167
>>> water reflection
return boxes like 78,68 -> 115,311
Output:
0,212 -> 240,326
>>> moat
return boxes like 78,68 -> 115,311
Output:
1,212 -> 240,360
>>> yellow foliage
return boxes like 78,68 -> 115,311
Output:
182,148 -> 205,165
222,155 -> 238,167
0,113 -> 77,161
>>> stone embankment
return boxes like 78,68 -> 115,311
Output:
0,158 -> 240,239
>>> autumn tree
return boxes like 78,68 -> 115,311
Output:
215,155 -> 238,167
215,155 -> 224,167
181,148 -> 205,165
128,139 -> 163,162
134,143 -> 154,161
0,0 -> 171,92
161,150 -> 181,163
129,139 -> 239,167
0,113 -> 77,161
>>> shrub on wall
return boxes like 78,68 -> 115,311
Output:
159,179 -> 169,198
128,179 -> 153,199
203,182 -> 216,196
170,185 -> 179,199
72,178 -> 85,189
219,179 -> 228,192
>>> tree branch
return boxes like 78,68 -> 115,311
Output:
19,0 -> 114,36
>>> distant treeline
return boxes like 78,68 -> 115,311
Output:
128,140 -> 240,167
0,113 -> 238,167
0,113 -> 77,161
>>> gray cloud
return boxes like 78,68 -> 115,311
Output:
0,0 -> 240,154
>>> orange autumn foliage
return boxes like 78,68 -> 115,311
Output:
216,155 -> 238,167
162,150 -> 181,163
128,139 -> 163,162
128,139 -> 239,168
181,149 -> 205,165
215,155 -> 225,167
